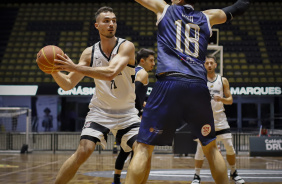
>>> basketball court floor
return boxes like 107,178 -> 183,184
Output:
0,152 -> 282,183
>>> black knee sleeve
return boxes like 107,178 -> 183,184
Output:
115,148 -> 131,170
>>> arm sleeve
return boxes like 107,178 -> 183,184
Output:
135,81 -> 148,117
222,0 -> 250,21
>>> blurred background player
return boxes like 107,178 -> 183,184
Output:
191,55 -> 245,184
134,48 -> 155,117
112,48 -> 155,184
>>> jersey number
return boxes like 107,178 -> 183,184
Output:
175,20 -> 200,58
111,80 -> 117,89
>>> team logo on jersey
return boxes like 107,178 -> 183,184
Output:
84,121 -> 92,128
96,60 -> 102,66
201,124 -> 211,136
149,127 -> 163,134
210,85 -> 214,88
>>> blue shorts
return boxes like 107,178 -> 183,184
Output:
137,76 -> 216,146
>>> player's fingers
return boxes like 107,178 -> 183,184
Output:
57,54 -> 67,60
54,59 -> 66,65
53,65 -> 65,71
64,53 -> 70,60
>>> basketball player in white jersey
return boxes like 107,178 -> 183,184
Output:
191,55 -> 245,184
51,7 -> 140,184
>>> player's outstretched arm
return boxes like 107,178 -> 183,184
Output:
51,47 -> 92,91
203,0 -> 250,27
54,41 -> 135,82
135,0 -> 167,17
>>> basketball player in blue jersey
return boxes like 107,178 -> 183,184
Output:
112,48 -> 155,184
191,55 -> 245,184
123,0 -> 250,184
134,48 -> 155,117
51,7 -> 141,184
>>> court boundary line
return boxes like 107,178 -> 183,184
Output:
0,161 -> 59,177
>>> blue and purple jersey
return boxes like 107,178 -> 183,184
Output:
156,4 -> 212,82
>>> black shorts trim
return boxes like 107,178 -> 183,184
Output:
80,135 -> 100,144
116,122 -> 140,145
216,128 -> 231,136
127,134 -> 137,148
84,121 -> 110,141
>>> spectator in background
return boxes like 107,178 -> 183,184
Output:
260,127 -> 270,137
42,107 -> 53,132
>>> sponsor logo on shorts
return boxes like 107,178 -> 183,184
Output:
149,127 -> 163,134
84,121 -> 91,128
201,124 -> 211,136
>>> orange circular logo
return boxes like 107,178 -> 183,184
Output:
201,124 -> 211,136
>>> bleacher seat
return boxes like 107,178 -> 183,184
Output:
0,1 -> 281,86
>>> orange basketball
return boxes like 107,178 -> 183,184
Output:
36,45 -> 64,74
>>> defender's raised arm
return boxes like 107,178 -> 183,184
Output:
204,0 -> 250,27
135,0 -> 167,18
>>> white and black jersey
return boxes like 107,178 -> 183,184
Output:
207,74 -> 230,131
85,38 -> 139,123
207,74 -> 225,114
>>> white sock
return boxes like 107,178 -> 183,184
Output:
195,168 -> 201,176
230,164 -> 236,174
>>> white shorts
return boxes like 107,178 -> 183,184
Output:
216,132 -> 232,140
81,110 -> 140,152
213,112 -> 230,131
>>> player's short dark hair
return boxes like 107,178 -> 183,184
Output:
136,48 -> 155,65
184,0 -> 198,5
206,54 -> 217,63
95,6 -> 114,21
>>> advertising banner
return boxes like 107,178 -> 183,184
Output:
249,137 -> 282,156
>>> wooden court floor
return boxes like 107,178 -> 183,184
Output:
0,151 -> 282,184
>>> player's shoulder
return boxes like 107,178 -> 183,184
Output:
118,39 -> 135,52
135,69 -> 148,83
221,76 -> 230,85
85,46 -> 93,52
221,76 -> 227,81
121,39 -> 134,47
137,68 -> 148,77
80,46 -> 93,58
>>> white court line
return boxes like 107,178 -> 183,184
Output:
256,157 -> 282,163
120,170 -> 282,174
148,174 -> 282,179
0,161 -> 58,177
1,156 -> 17,161
243,177 -> 282,179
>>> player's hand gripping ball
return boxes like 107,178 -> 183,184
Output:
36,45 -> 64,74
